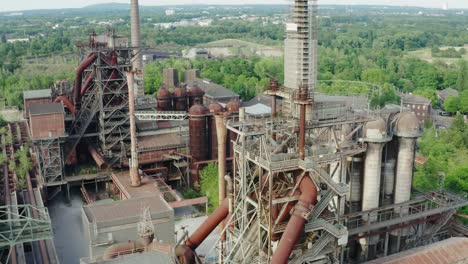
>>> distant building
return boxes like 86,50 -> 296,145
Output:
401,94 -> 432,122
142,50 -> 172,64
437,88 -> 459,107
28,103 -> 65,139
7,38 -> 29,43
185,70 -> 239,105
165,9 -> 175,16
23,89 -> 52,118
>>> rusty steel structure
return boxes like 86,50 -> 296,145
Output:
171,1 -> 468,264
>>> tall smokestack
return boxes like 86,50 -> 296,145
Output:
131,0 -> 144,97
126,72 -> 141,187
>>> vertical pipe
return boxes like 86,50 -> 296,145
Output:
127,72 -> 140,187
239,107 -> 245,122
131,0 -> 144,97
298,85 -> 308,160
215,114 -> 227,263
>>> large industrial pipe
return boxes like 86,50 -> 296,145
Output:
80,73 -> 95,96
126,72 -> 141,187
185,199 -> 229,250
74,53 -> 97,110
54,96 -> 76,114
87,146 -> 107,169
271,174 -> 317,264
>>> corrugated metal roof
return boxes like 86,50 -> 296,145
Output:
245,103 -> 271,117
83,195 -> 171,224
23,89 -> 51,100
367,237 -> 468,264
188,78 -> 239,99
29,103 -> 64,116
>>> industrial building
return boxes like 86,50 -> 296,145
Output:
1,0 -> 466,263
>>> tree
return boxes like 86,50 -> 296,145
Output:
199,163 -> 219,213
443,95 -> 461,113
456,60 -> 468,91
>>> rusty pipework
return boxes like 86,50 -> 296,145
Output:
74,53 -> 97,112
270,174 -> 317,264
54,96 -> 76,114
185,199 -> 229,250
126,72 -> 140,187
87,145 -> 107,169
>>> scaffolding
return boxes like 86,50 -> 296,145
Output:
34,137 -> 65,186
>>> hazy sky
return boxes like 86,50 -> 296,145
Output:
0,0 -> 466,12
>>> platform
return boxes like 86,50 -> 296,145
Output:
112,171 -> 161,199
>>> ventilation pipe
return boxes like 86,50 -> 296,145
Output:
360,118 -> 391,258
126,72 -> 140,187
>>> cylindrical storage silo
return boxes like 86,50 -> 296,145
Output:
187,84 -> 205,108
390,111 -> 421,247
360,118 -> 391,255
157,85 -> 172,111
383,159 -> 396,205
189,102 -> 208,162
173,85 -> 188,111
393,112 -> 421,213
209,103 -> 224,160
347,156 -> 363,211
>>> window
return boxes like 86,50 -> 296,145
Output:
422,113 -> 425,116
417,106 -> 420,110
412,105 -> 415,109
422,105 -> 426,110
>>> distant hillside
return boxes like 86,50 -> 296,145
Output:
82,3 -> 130,11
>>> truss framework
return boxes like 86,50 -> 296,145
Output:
34,137 -> 64,186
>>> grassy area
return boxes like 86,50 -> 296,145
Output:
408,45 -> 468,65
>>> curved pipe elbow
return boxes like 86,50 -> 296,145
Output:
270,173 -> 317,264
74,53 -> 97,106
54,96 -> 75,114
175,245 -> 196,264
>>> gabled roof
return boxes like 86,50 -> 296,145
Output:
23,89 -> 51,100
438,88 -> 459,101
401,93 -> 432,105
29,103 -> 64,116
188,78 -> 239,99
